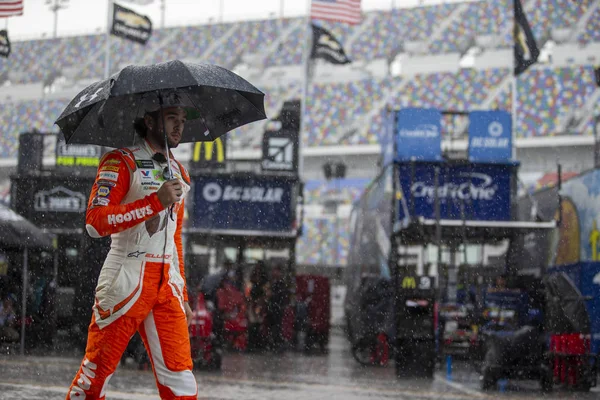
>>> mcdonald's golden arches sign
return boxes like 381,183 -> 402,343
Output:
190,136 -> 227,170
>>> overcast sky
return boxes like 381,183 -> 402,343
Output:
5,0 -> 474,40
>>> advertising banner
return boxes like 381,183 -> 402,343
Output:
468,110 -> 512,162
11,176 -> 93,230
262,100 -> 300,173
396,162 -> 513,221
192,175 -> 296,233
189,136 -> 227,171
55,136 -> 102,171
395,108 -> 442,162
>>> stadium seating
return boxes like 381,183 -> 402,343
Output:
430,0 -> 510,53
528,0 -> 595,42
516,65 -> 597,137
578,5 -> 600,43
304,178 -> 370,205
2,2 -> 600,265
296,216 -> 350,266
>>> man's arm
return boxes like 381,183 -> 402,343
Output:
85,150 -> 166,238
175,199 -> 188,302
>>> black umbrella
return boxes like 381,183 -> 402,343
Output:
0,203 -> 53,250
544,272 -> 591,334
54,60 -> 266,149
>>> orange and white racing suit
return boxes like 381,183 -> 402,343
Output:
66,140 -> 198,400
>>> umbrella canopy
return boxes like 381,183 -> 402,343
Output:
0,203 -> 53,250
545,272 -> 590,334
55,60 -> 266,148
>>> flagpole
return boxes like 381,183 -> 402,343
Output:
511,75 -> 517,161
299,0 -> 312,178
511,0 -> 517,161
104,0 -> 113,79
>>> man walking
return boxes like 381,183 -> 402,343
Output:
66,92 -> 198,399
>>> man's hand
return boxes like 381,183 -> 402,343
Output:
157,179 -> 182,208
184,301 -> 193,326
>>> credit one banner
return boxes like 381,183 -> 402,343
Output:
468,110 -> 512,162
397,161 -> 514,222
193,175 -> 295,233
395,108 -> 442,162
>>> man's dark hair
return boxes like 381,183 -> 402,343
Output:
133,111 -> 160,138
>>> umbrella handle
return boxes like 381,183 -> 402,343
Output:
157,90 -> 174,180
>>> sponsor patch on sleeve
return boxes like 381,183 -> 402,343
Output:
100,165 -> 120,173
92,196 -> 110,207
97,186 -> 111,197
136,159 -> 155,169
96,180 -> 116,187
98,171 -> 119,181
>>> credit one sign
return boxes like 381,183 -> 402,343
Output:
468,111 -> 512,162
397,162 -> 514,221
192,175 -> 295,233
395,108 -> 442,162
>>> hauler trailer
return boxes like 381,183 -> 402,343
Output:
345,108 -> 555,378
185,159 -> 303,286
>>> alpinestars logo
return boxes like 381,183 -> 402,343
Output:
262,137 -> 294,171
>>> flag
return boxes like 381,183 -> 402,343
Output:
0,0 -> 23,18
111,2 -> 153,45
514,0 -> 539,76
594,66 -> 600,87
311,24 -> 351,65
0,29 -> 10,57
311,0 -> 361,25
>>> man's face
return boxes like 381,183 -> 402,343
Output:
148,107 -> 187,148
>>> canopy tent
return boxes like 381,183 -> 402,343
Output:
0,203 -> 54,355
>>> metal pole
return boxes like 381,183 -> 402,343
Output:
20,247 -> 28,356
53,5 -> 59,38
448,247 -> 457,302
161,0 -> 166,29
280,0 -> 284,18
219,0 -> 224,22
299,0 -> 312,179
511,76 -> 517,160
334,179 -> 340,266
434,166 -> 442,294
104,0 -> 113,79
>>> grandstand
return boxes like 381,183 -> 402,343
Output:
1,0 -> 599,266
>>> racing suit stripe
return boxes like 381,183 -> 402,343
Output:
174,200 -> 188,301
86,151 -> 165,238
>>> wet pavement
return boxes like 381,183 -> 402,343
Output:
0,329 -> 598,399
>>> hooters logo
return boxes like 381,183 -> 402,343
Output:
107,205 -> 153,226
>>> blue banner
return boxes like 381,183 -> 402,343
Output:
468,110 -> 512,162
396,108 -> 442,162
192,175 -> 295,233
397,162 -> 513,221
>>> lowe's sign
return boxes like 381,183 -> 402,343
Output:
468,111 -> 512,162
398,162 -> 513,221
193,176 -> 295,232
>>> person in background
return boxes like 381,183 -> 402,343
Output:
0,294 -> 19,342
266,265 -> 288,352
247,261 -> 269,351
